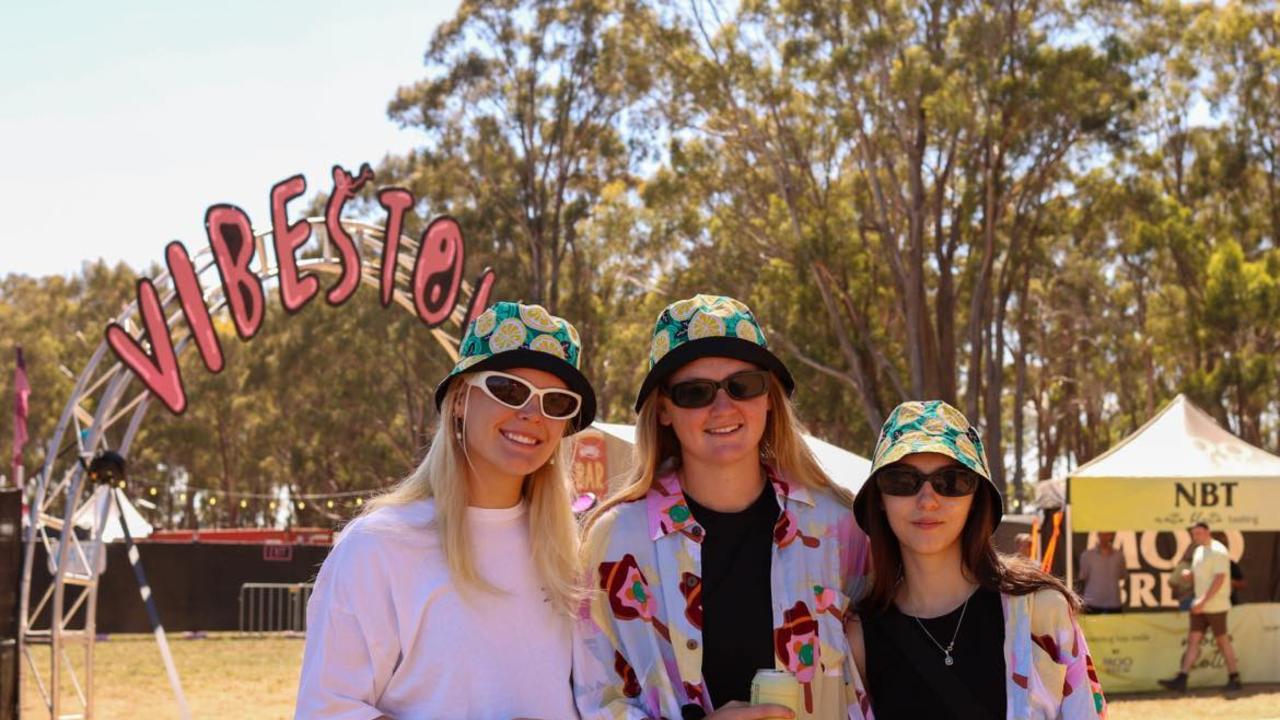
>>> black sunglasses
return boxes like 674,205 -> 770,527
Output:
662,370 -> 770,409
874,464 -> 982,497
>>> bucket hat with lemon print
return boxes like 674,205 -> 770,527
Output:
434,301 -> 596,433
634,294 -> 795,411
852,399 -> 1003,527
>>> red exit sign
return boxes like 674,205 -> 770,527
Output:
263,544 -> 294,562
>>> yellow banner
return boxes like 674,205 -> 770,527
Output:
1080,604 -> 1280,693
1071,476 -> 1280,531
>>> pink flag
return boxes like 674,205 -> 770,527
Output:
13,347 -> 30,468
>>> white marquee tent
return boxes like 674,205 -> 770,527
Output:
1059,394 -> 1280,585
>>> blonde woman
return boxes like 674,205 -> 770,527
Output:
296,302 -> 595,720
574,294 -> 869,720
844,401 -> 1106,719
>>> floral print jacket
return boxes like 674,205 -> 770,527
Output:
573,466 -> 870,719
848,589 -> 1107,719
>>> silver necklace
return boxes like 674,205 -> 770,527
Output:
910,595 -> 970,666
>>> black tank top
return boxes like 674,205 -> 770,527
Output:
861,586 -> 1006,719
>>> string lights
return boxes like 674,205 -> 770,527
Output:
114,481 -> 374,520
129,485 -> 372,501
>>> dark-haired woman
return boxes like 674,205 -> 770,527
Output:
844,401 -> 1106,719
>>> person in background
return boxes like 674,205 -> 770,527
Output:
1158,521 -> 1242,692
1014,533 -> 1034,560
296,302 -> 596,719
1229,560 -> 1245,606
1078,532 -> 1125,614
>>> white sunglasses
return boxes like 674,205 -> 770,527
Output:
465,371 -> 582,420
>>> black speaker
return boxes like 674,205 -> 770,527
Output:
0,488 -> 22,720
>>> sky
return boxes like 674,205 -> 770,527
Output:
0,0 -> 460,278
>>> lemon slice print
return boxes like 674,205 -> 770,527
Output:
669,298 -> 701,321
472,309 -> 498,337
560,319 -> 581,347
519,304 -> 560,332
893,403 -> 924,427
530,333 -> 566,359
938,403 -> 969,432
490,318 -> 528,352
651,330 -> 672,363
687,310 -> 726,340
733,318 -> 760,345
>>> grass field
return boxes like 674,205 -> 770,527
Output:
19,634 -> 1280,719
20,634 -> 304,719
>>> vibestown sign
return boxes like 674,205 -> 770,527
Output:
104,163 -> 496,414
21,161 -> 500,720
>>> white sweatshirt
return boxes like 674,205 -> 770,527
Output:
295,498 -> 577,720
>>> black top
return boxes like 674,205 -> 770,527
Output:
684,480 -> 779,709
862,586 -> 1007,719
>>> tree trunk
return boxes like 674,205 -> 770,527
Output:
984,301 -> 1008,504
1012,267 -> 1031,511
966,138 -> 999,421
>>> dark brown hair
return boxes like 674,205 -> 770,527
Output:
860,478 -> 1081,615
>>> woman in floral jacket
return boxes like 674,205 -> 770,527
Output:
574,294 -> 870,720
844,400 -> 1106,719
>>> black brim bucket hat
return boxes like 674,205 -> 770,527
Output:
434,301 -> 596,433
852,400 -> 1003,528
634,294 -> 794,412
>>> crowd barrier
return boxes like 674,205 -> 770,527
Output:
239,582 -> 313,634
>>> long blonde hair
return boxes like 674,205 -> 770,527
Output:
586,373 -> 852,531
365,382 -> 582,614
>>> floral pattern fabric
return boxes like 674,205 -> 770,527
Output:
847,589 -> 1107,720
573,467 -> 870,719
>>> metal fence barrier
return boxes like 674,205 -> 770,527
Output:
239,582 -> 313,634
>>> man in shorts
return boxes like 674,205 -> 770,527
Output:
1158,522 -> 1242,692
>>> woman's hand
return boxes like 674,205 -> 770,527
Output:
705,701 -> 795,719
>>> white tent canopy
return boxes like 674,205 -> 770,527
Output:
1034,476 -> 1067,509
1036,394 -> 1280,511
73,485 -> 154,542
1067,393 -> 1280,532
590,422 -> 872,495
592,421 -> 637,444
1073,393 -> 1280,479
802,434 -> 873,494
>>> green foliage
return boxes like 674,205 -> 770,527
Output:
5,0 -> 1279,522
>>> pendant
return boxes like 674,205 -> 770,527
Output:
944,653 -> 954,666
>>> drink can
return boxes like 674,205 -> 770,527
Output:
750,669 -> 801,714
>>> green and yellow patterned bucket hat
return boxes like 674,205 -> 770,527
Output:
634,294 -> 794,411
853,400 -> 1002,526
434,301 -> 596,432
